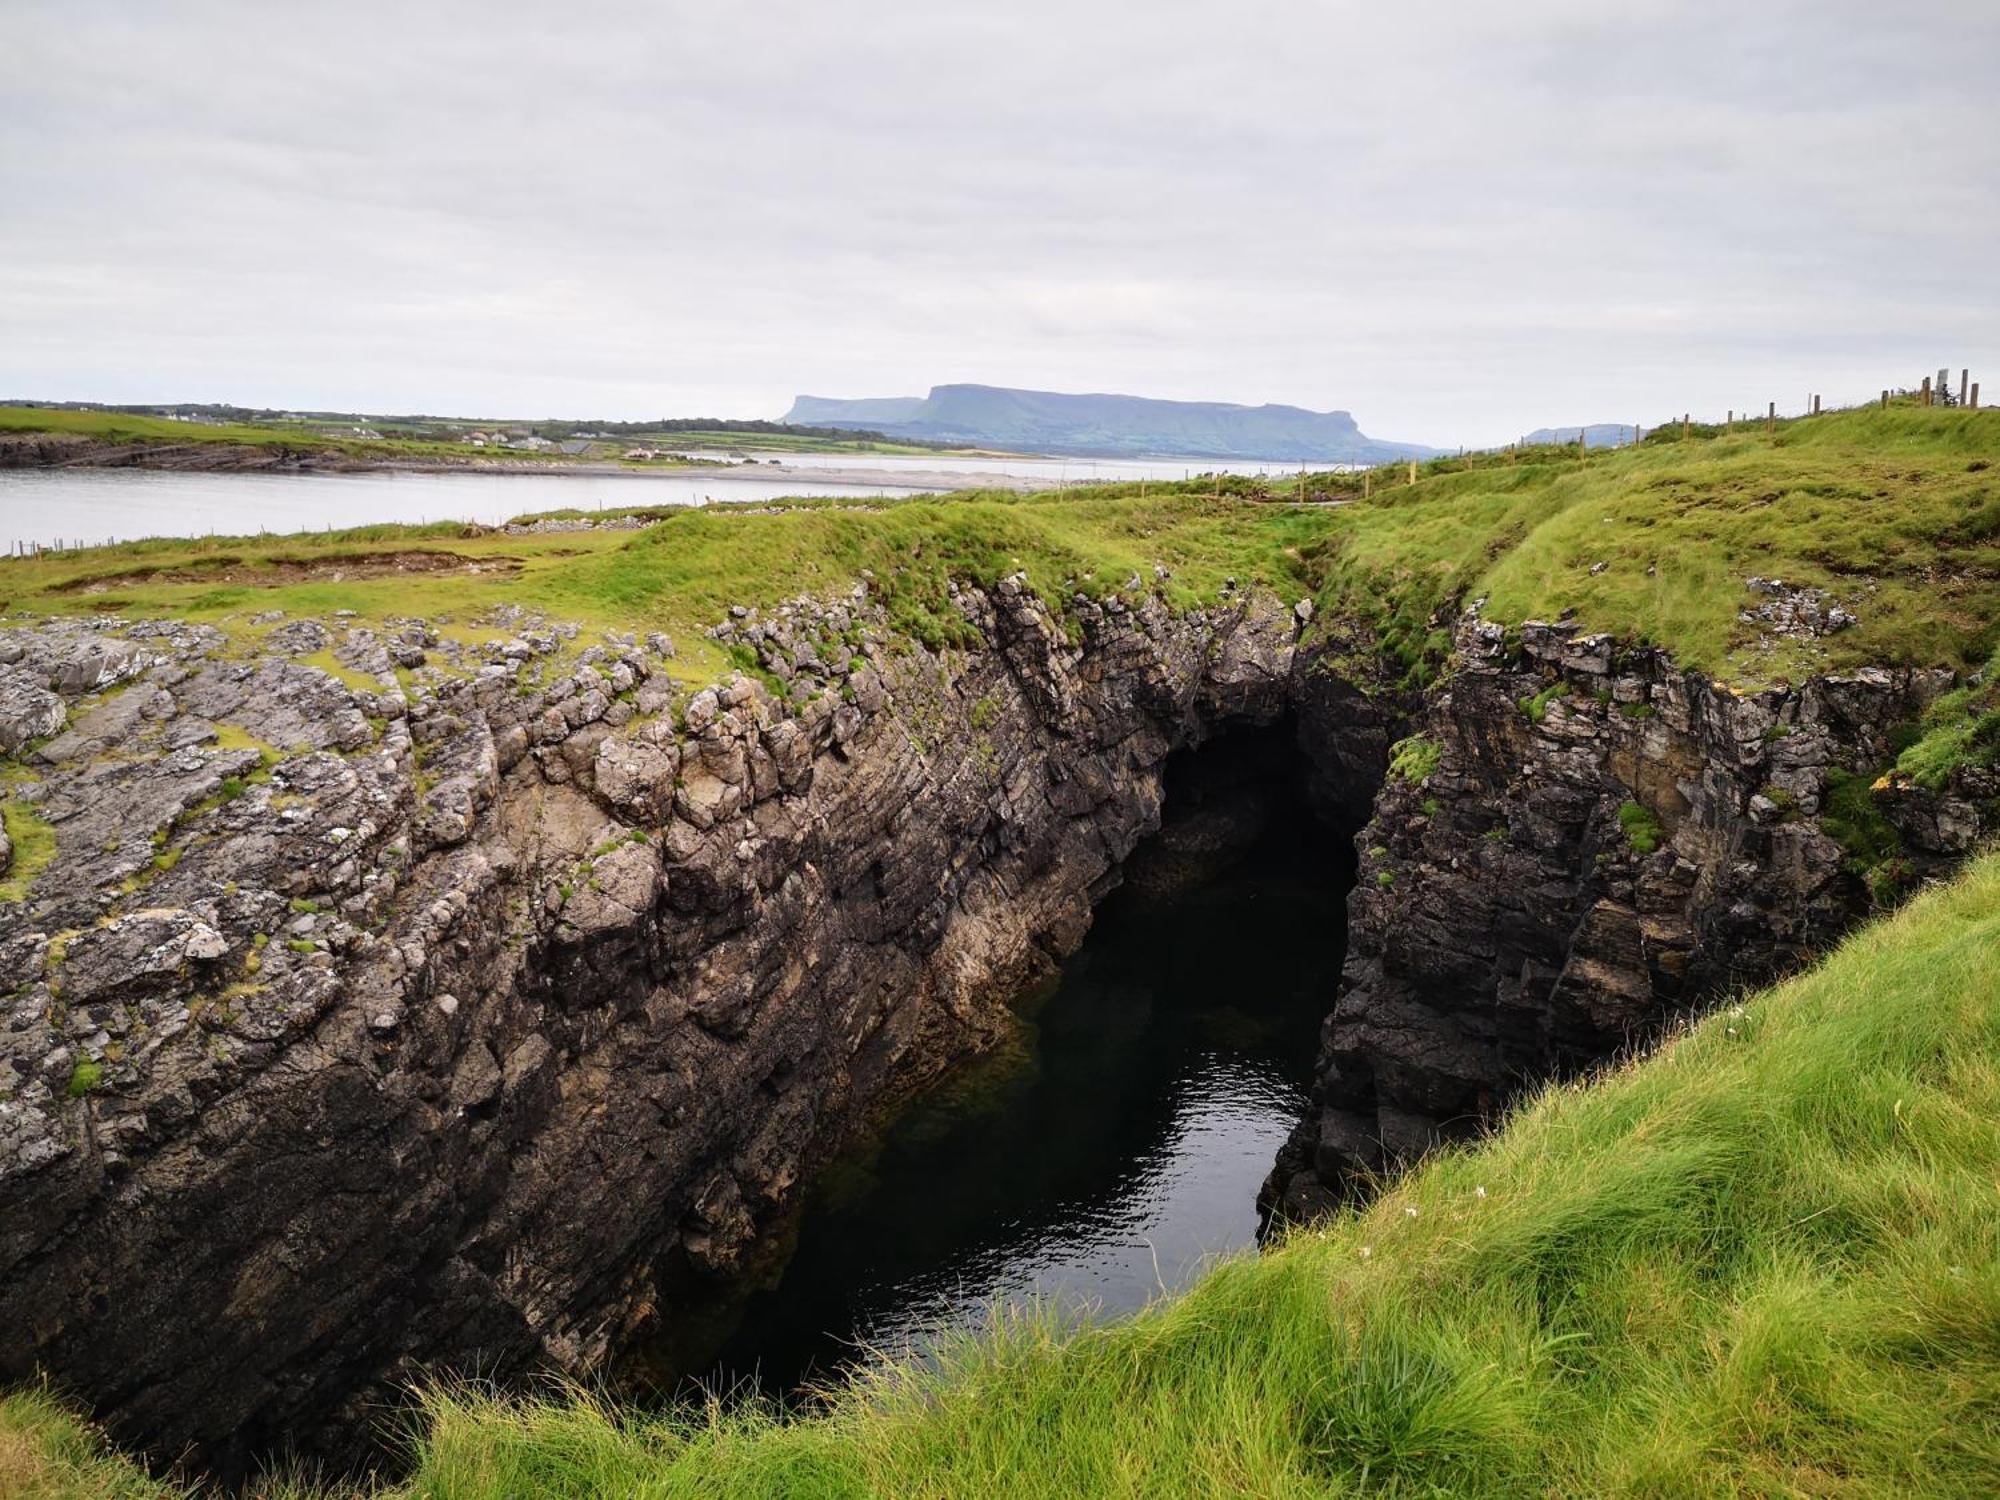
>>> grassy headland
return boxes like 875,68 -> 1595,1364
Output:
8,845 -> 1997,1496
4,401 -> 1994,687
0,407 -> 967,465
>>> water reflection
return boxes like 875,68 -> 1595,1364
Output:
658,743 -> 1351,1396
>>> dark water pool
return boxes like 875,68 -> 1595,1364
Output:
646,731 -> 1352,1396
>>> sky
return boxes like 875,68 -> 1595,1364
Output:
2,0 -> 1996,449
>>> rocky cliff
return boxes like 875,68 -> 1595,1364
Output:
1265,606 -> 1992,1219
2,561 -> 1987,1477
0,577 -> 1305,1474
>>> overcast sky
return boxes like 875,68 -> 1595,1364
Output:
3,0 -> 1995,448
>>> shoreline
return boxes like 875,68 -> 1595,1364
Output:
0,434 -> 1058,492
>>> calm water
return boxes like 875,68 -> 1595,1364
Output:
648,738 -> 1351,1397
0,453 -> 1313,552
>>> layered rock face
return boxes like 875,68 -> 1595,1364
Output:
4,566 -> 1985,1474
0,580 -> 1300,1473
1265,610 -> 1989,1219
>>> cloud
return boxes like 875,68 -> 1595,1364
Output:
1,0 -> 1994,445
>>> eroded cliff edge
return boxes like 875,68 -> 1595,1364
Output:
0,577 -> 1336,1473
1,562 -> 1989,1475
1265,606 -> 1993,1219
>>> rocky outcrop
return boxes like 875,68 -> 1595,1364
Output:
4,562 -> 1985,1477
1264,607 -> 1988,1220
0,578 -> 1303,1474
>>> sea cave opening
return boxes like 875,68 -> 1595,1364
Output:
634,716 -> 1360,1399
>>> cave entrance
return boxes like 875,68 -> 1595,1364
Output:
647,718 -> 1357,1396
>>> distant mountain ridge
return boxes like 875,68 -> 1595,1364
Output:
784,384 -> 1437,462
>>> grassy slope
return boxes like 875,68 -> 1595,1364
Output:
5,402 -> 1992,688
1305,403 -> 2000,684
9,850 -> 1997,1497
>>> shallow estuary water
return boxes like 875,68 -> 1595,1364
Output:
646,737 -> 1352,1398
0,452 -> 1308,552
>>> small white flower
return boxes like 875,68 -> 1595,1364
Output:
1358,1246 -> 1372,1260
1405,1206 -> 1419,1219
1474,1185 -> 1488,1199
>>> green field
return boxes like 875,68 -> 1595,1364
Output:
7,845 -> 1996,1497
0,406 -> 603,467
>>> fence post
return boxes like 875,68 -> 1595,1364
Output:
1922,376 -> 1932,407
1961,369 -> 1971,405
1767,401 -> 1775,434
1812,394 -> 1821,415
1881,389 -> 1889,409
1407,461 -> 1417,485
1973,383 -> 1981,410
1681,412 -> 1690,439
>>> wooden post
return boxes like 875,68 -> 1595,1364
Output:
1407,460 -> 1418,485
1882,389 -> 1890,409
1812,394 -> 1821,415
1364,471 -> 1372,500
1972,383 -> 1981,410
1681,412 -> 1690,439
1961,369 -> 1970,405
1766,401 -> 1775,434
1922,376 -> 1932,407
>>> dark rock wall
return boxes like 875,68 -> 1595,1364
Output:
1265,608 -> 1985,1221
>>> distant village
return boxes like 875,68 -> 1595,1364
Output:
454,429 -> 596,455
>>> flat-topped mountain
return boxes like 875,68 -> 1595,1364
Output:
784,384 -> 1438,462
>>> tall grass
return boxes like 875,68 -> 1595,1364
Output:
9,852 -> 1997,1497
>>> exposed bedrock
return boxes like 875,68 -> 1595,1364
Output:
0,579 -> 1319,1474
1263,608 -> 1991,1222
2,573 -> 1986,1475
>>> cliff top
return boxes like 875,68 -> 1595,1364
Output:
4,401 -> 1995,694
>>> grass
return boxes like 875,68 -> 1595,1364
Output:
1892,644 -> 2000,792
0,407 -> 966,463
1617,799 -> 1664,855
0,406 -> 628,469
1,781 -> 58,903
9,849 -> 1999,1497
1520,679 -> 1569,724
1386,734 -> 1440,785
4,402 -> 1996,691
1305,402 -> 2000,686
